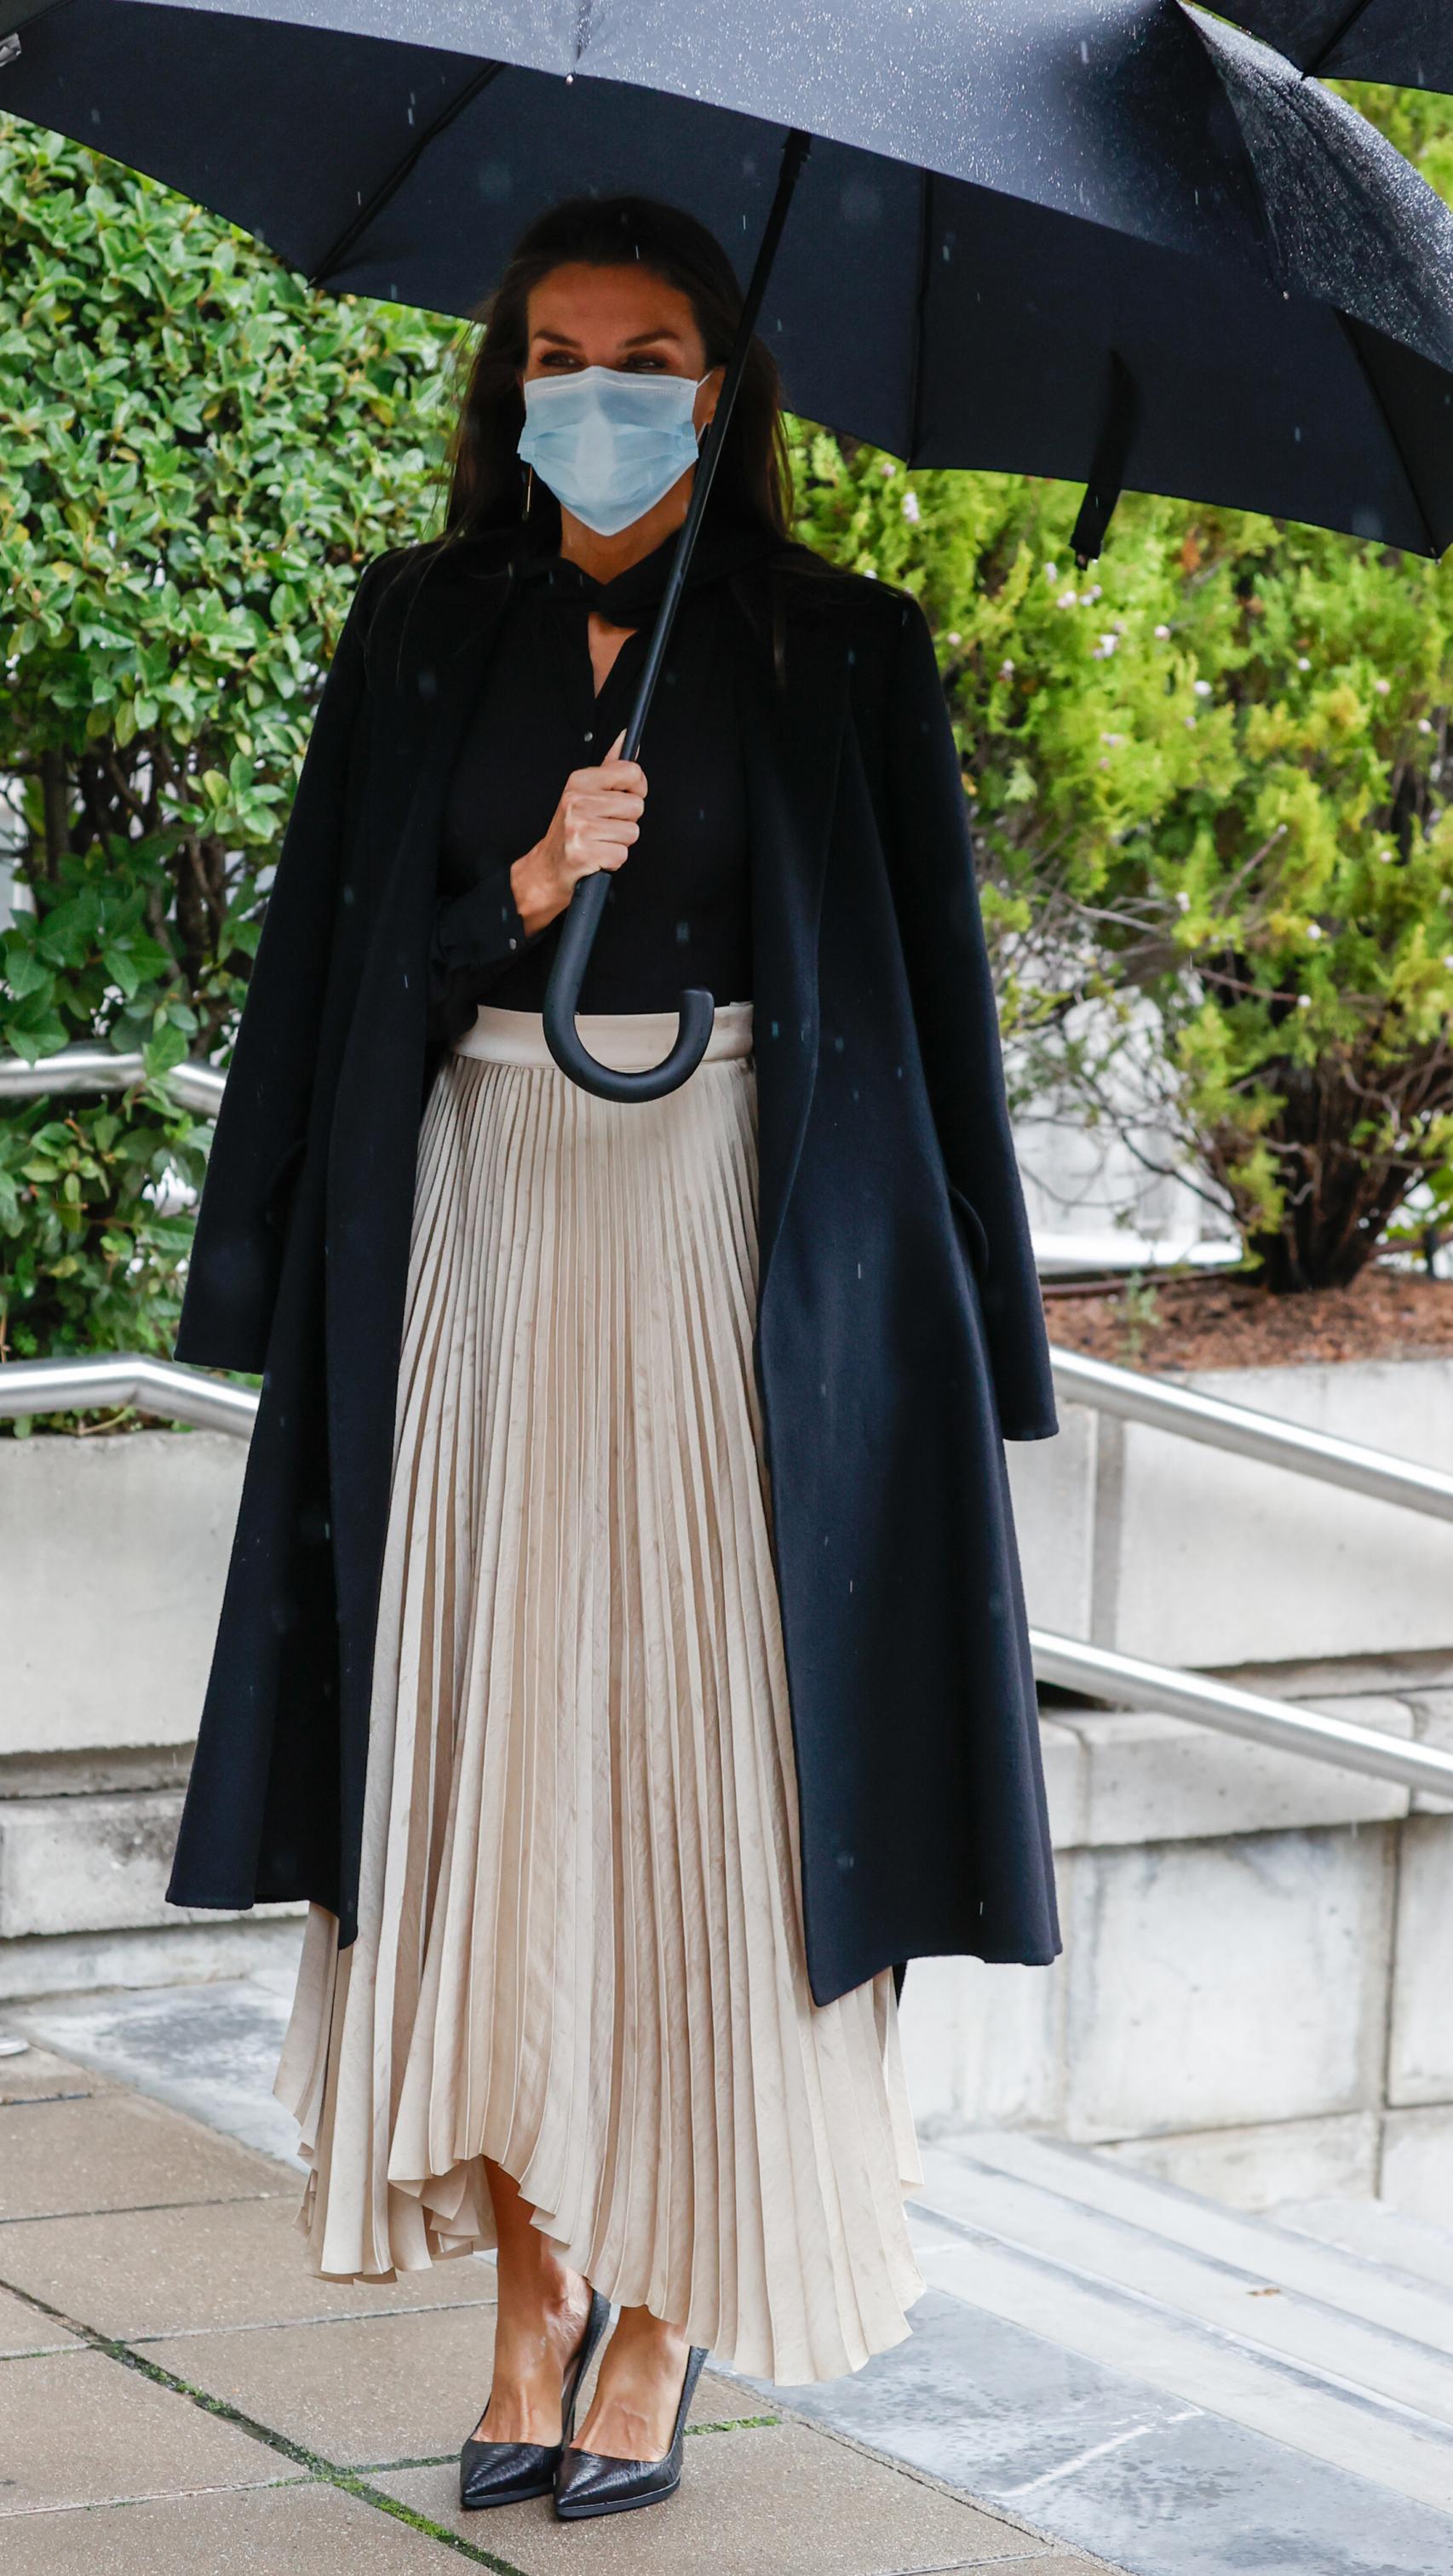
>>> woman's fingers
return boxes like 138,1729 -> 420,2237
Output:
570,761 -> 646,800
565,788 -> 644,834
548,728 -> 649,887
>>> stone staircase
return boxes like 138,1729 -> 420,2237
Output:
732,2126 -> 1453,2575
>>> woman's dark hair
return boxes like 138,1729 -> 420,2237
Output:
442,194 -> 794,545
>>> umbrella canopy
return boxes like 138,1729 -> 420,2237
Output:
1208,3 -> 1453,89
5,0 -> 1453,555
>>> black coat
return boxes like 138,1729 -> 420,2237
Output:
166,528 -> 1061,2007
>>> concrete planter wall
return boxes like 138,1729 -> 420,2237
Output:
897,1678 -> 1453,2229
3,1358 -> 1450,2224
1008,1355 -> 1453,1667
3,1426 -> 245,1757
0,1428 -> 291,1999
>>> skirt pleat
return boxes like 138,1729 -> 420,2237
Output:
275,1000 -> 927,2385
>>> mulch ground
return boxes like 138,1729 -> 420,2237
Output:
1042,1264 -> 1453,1374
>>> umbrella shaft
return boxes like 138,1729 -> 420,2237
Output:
542,124 -> 812,1098
617,124 -> 812,766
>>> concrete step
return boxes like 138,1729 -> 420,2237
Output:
935,2128 -> 1453,2361
1274,2196 -> 1453,2298
907,2135 -> 1453,2514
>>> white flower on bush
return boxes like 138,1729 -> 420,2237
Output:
1374,676 -> 1391,695
1192,678 -> 1212,697
1057,588 -> 1078,608
1153,622 -> 1171,640
901,491 -> 921,525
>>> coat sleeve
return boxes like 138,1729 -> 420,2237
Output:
879,592 -> 1058,1442
425,862 -> 549,1044
173,554 -> 388,1374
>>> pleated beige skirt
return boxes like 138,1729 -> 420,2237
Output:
274,998 -> 927,2385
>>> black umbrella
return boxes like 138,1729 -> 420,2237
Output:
1209,4 -> 1453,89
6,2 -> 1453,1099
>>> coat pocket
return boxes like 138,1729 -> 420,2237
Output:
947,1178 -> 991,1285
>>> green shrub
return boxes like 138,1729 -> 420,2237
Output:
0,117 -> 456,1397
788,450 -> 1453,1288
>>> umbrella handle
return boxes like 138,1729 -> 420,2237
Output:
543,869 -> 716,1100
542,125 -> 812,1103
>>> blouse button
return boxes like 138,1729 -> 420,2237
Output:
583,730 -> 594,744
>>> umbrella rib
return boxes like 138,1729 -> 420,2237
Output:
1304,2 -> 1375,77
905,164 -> 933,468
307,59 -> 505,289
1332,308 -> 1439,559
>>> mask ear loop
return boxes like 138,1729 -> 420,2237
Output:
694,367 -> 715,450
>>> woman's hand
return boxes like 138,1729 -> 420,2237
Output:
510,730 -> 647,938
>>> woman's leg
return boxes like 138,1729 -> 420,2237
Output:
571,2306 -> 693,2460
473,2158 -> 594,2442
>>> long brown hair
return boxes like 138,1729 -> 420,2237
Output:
442,194 -> 794,546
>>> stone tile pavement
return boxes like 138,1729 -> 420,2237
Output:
0,2040 -> 1127,2576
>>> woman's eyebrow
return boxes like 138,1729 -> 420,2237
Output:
530,325 -> 684,348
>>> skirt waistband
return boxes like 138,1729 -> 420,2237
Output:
451,1000 -> 754,1072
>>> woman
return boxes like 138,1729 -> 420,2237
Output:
169,194 -> 1060,2521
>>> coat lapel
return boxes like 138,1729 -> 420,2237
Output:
324,547 -> 518,1824
739,612 -> 852,1303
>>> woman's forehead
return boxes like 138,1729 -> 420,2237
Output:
526,263 -> 697,341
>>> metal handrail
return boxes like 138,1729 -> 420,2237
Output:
3,1041 -> 1452,1513
11,1045 -> 1450,1509
0,1041 -> 226,1117
3,1043 -> 1451,1804
1032,1630 -> 1453,1804
1050,1345 -> 1453,1523
0,1351 -> 256,1437
1,1370 -> 1448,1803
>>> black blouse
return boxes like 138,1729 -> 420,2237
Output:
428,515 -> 782,1041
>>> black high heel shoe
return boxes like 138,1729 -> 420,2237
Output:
553,2339 -> 709,2520
459,2284 -> 611,2510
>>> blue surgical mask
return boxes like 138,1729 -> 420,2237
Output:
518,364 -> 709,538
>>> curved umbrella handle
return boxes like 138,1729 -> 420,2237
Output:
539,125 -> 811,1104
543,868 -> 715,1100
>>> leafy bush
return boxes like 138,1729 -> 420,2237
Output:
789,451 -> 1453,1288
0,117 -> 456,1394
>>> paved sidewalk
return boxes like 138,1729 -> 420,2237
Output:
0,2037 -> 1126,2576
